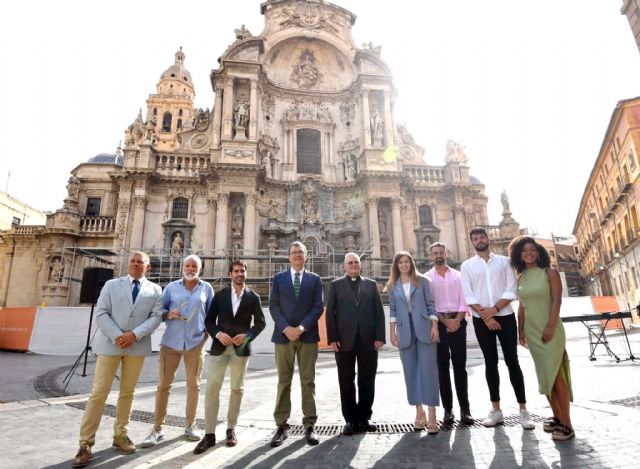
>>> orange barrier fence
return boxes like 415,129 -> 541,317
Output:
590,296 -> 623,330
0,307 -> 37,351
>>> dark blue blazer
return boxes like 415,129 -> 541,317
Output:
269,268 -> 324,344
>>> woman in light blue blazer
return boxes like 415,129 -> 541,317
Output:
387,251 -> 440,434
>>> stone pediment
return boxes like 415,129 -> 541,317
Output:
221,38 -> 264,63
265,38 -> 356,91
355,52 -> 391,76
176,129 -> 210,153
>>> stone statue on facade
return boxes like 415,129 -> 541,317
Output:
144,119 -> 157,144
501,190 -> 510,213
343,153 -> 357,181
423,235 -> 433,256
194,108 -> 210,131
231,205 -> 244,237
301,185 -> 319,223
362,42 -> 382,55
171,232 -> 184,257
370,107 -> 384,144
66,175 -> 80,198
48,257 -> 64,283
234,24 -> 252,40
445,139 -> 468,164
233,101 -> 250,129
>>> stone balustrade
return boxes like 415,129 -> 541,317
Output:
155,154 -> 210,177
11,225 -> 44,235
405,166 -> 446,184
80,217 -> 115,233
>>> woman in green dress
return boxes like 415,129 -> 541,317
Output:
509,236 -> 574,441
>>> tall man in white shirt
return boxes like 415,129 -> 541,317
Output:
460,227 -> 534,429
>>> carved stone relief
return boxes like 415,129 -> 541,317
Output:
290,49 -> 321,89
278,3 -> 340,34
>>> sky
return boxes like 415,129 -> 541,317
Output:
2,0 -> 640,237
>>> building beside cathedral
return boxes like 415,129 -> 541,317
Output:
0,0 -> 518,307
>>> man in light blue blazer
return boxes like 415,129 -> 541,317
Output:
73,251 -> 163,468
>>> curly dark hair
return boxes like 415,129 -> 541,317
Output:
509,236 -> 551,273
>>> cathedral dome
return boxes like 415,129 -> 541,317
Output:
159,48 -> 193,87
86,153 -> 124,165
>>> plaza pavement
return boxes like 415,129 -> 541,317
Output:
1,330 -> 640,468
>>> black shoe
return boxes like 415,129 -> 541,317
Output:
358,420 -> 377,432
305,426 -> 320,445
343,422 -> 357,436
460,409 -> 475,425
270,426 -> 288,447
193,433 -> 216,455
443,409 -> 455,425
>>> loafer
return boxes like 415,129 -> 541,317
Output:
185,425 -> 205,441
305,425 -> 320,445
226,428 -> 237,447
270,426 -> 288,447
443,409 -> 455,425
358,420 -> 377,432
112,434 -> 136,454
342,422 -> 357,436
193,433 -> 216,455
460,409 -> 475,425
141,428 -> 164,448
72,445 -> 92,468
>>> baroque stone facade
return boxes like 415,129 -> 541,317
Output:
0,0 -> 491,307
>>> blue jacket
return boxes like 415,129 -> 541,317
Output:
269,269 -> 324,344
389,275 -> 438,349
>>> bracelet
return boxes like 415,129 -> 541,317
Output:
493,304 -> 500,312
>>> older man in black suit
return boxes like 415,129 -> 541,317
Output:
326,252 -> 385,435
194,259 -> 266,454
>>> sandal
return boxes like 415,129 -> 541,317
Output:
413,418 -> 425,431
551,423 -> 575,441
426,421 -> 439,435
543,417 -> 560,433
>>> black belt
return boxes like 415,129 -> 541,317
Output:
438,312 -> 459,319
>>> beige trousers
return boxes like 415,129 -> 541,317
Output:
203,345 -> 249,433
78,354 -> 145,447
153,338 -> 206,430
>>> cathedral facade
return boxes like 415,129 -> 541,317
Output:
0,0 -> 491,307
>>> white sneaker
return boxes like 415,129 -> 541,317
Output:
140,428 -> 164,448
481,409 -> 504,427
519,410 -> 535,430
185,426 -> 205,441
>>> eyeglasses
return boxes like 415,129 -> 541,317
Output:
345,260 -> 360,265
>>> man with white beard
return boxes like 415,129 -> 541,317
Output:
141,254 -> 215,447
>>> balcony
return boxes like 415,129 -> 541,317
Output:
405,166 -> 446,184
10,225 -> 45,235
155,154 -> 211,178
80,217 -> 115,234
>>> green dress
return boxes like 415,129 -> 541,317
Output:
518,267 -> 572,400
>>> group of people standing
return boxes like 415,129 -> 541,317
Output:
72,227 -> 574,468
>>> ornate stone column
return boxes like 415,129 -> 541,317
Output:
249,80 -> 258,141
367,197 -> 381,258
391,199 -> 403,254
214,193 -> 229,252
211,84 -> 223,147
243,194 -> 257,255
222,78 -> 235,140
129,196 -> 147,249
383,90 -> 394,146
453,206 -> 466,260
362,90 -> 371,146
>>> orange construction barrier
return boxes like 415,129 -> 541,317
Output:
590,296 -> 623,331
318,307 -> 332,350
0,307 -> 37,351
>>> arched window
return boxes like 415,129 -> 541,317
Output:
296,128 -> 321,174
419,205 -> 433,226
172,197 -> 188,219
162,112 -> 172,132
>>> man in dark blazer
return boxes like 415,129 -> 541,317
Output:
269,241 -> 324,447
193,259 -> 265,454
326,252 -> 385,436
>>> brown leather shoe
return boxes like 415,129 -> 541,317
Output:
72,445 -> 92,468
112,434 -> 136,454
226,428 -> 237,447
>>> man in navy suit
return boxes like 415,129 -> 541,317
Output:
269,241 -> 324,447
193,259 -> 266,454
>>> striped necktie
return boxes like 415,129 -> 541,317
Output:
294,272 -> 301,298
132,280 -> 140,303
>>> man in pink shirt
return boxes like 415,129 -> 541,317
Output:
425,242 -> 474,426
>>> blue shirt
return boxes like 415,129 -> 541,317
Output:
160,278 -> 214,350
